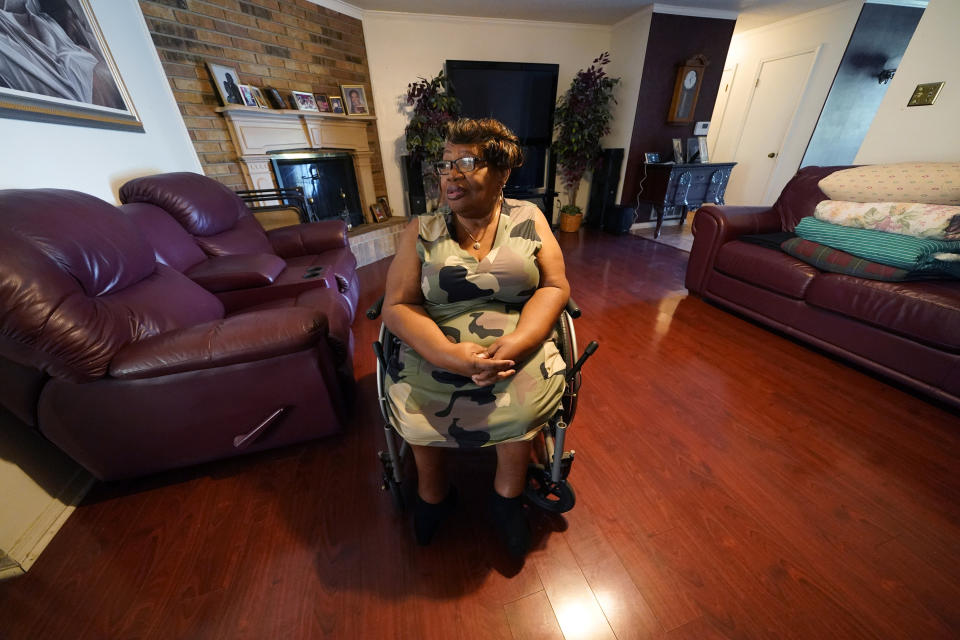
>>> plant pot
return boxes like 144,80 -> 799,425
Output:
559,212 -> 583,233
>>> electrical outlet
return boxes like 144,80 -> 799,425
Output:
907,82 -> 944,106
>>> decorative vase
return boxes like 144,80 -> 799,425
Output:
559,211 -> 583,232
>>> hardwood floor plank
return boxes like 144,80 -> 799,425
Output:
504,590 -> 565,640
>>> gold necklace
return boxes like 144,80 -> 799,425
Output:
459,198 -> 503,251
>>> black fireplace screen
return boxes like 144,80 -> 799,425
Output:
270,152 -> 364,227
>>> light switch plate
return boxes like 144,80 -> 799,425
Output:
907,82 -> 944,106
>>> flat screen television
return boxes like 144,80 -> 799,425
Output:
445,60 -> 559,192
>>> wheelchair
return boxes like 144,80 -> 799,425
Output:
367,297 -> 598,514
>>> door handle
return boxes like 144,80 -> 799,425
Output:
767,152 -> 776,158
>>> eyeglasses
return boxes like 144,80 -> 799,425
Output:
433,155 -> 484,175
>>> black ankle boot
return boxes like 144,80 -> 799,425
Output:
489,492 -> 531,559
413,487 -> 457,546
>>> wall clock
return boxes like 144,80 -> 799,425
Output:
667,54 -> 709,124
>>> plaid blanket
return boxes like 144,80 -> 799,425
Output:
794,217 -> 960,278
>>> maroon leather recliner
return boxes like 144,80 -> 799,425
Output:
0,188 -> 352,480
119,172 -> 360,317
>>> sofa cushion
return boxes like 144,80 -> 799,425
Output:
120,202 -> 207,273
805,274 -> 960,352
120,172 -> 250,236
715,241 -> 819,299
818,162 -> 960,205
771,165 -> 848,231
195,214 -> 274,256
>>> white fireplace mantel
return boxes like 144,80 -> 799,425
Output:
216,106 -> 378,217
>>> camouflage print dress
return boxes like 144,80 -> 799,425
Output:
385,199 -> 566,448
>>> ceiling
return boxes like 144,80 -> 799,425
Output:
342,0 -> 850,30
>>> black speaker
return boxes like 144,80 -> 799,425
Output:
602,205 -> 636,235
403,156 -> 427,216
586,148 -> 624,228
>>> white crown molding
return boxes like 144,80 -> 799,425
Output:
612,6 -> 654,31
866,0 -> 927,7
652,3 -> 739,20
305,0 -> 364,20
733,0 -> 862,38
361,9 -> 610,32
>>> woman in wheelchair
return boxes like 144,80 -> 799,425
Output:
382,118 -> 569,557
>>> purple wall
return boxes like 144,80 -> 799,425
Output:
620,13 -> 736,212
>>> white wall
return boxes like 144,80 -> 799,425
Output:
856,0 -> 959,163
0,0 -> 198,577
605,8 -> 654,203
0,0 -> 201,203
362,11 -> 611,217
708,0 -> 863,204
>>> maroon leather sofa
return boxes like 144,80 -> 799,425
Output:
119,172 -> 359,316
0,188 -> 355,480
685,166 -> 960,409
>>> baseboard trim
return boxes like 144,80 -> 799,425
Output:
1,469 -> 94,579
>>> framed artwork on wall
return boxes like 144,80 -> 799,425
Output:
0,0 -> 142,132
667,54 -> 708,124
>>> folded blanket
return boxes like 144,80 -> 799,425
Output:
814,200 -> 960,240
780,238 -> 937,281
794,217 -> 960,278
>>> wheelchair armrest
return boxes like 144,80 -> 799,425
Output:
367,294 -> 385,320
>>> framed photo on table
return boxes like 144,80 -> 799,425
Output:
377,196 -> 392,219
370,202 -> 388,222
0,0 -> 142,132
341,85 -> 368,115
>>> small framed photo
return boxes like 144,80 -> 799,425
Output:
377,196 -> 392,218
291,90 -> 319,111
370,202 -> 387,223
314,94 -> 331,112
644,152 -> 660,164
250,86 -> 270,109
329,96 -> 345,114
341,85 -> 369,115
672,138 -> 684,163
264,87 -> 286,109
238,85 -> 257,107
686,137 -> 701,163
207,61 -> 245,106
697,136 -> 709,163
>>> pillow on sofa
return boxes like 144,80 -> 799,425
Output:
818,162 -> 960,205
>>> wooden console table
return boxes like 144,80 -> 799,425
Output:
637,162 -> 736,237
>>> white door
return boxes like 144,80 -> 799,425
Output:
725,49 -> 819,205
707,64 -> 737,158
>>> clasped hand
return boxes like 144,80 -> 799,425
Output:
445,334 -> 534,387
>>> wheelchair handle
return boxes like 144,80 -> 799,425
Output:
565,297 -> 582,319
367,295 -> 385,320
567,340 -> 598,382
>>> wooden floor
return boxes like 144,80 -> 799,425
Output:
1,229 -> 958,639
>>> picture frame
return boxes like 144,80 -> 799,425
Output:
340,84 -> 369,116
290,90 -> 319,111
667,54 -> 708,124
238,85 -> 257,107
370,202 -> 388,223
329,96 -> 345,114
207,61 -> 245,106
672,138 -> 685,163
644,152 -> 661,164
698,136 -> 709,163
314,93 -> 331,113
0,0 -> 142,132
377,196 -> 392,219
686,137 -> 701,163
264,87 -> 286,109
250,86 -> 270,109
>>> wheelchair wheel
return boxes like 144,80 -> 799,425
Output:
525,464 -> 576,513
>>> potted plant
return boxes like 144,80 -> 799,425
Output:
404,70 -> 461,212
553,52 -> 620,232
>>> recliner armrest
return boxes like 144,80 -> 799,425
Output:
109,308 -> 327,380
185,253 -> 286,292
267,220 -> 348,258
686,205 -> 780,294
